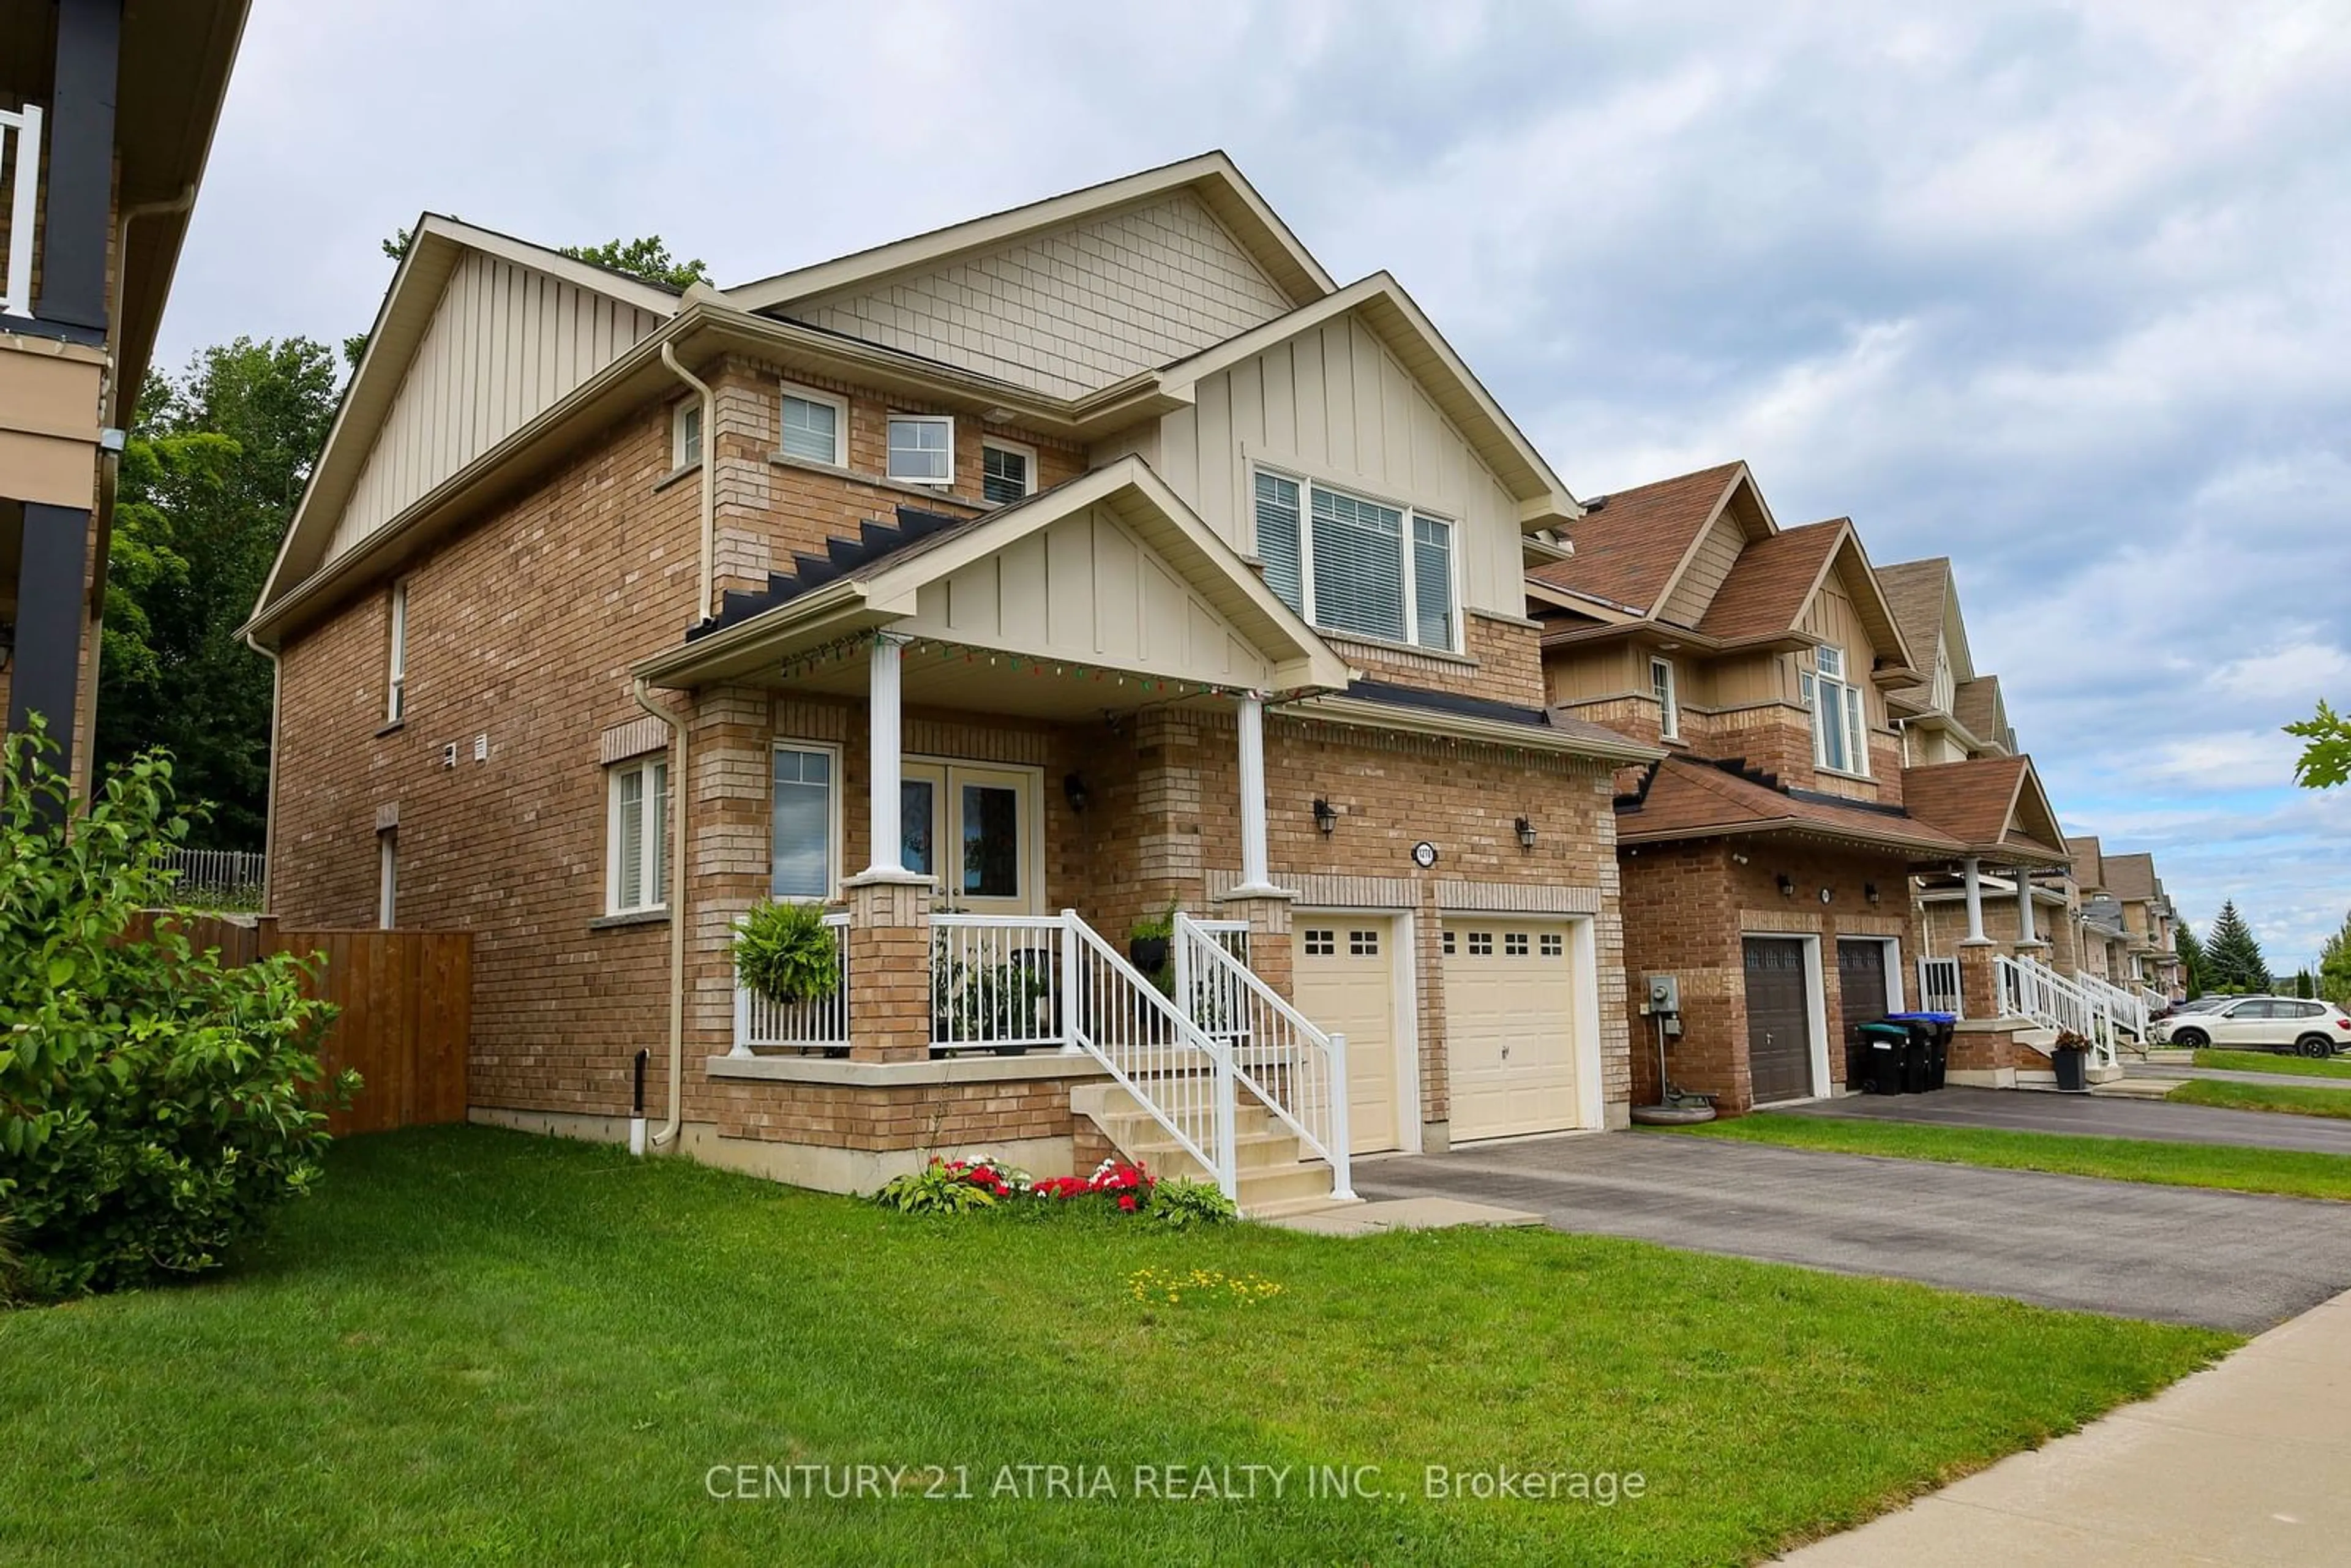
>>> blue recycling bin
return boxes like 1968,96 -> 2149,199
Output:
1884,1011 -> 1957,1091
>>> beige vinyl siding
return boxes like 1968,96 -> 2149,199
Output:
790,192 -> 1291,401
899,502 -> 1274,691
1544,643 -> 1638,707
1658,511 -> 1743,627
1156,311 -> 1526,615
326,253 -> 664,563
1798,569 -> 1886,734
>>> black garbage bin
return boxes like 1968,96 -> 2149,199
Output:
1886,1012 -> 1957,1092
1857,1021 -> 1910,1095
2052,1040 -> 2090,1092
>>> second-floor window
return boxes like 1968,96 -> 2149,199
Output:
887,415 -> 954,486
385,581 -> 409,724
779,384 -> 847,466
981,440 -> 1035,505
1807,646 -> 1869,776
672,400 -> 703,470
1252,470 -> 1457,651
1650,656 -> 1679,740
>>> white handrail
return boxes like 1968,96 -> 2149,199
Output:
1916,956 -> 1963,1018
1060,910 -> 1239,1198
1174,912 -> 1352,1200
1,103 -> 40,320
1997,953 -> 2117,1067
2075,969 -> 2149,1042
930,914 -> 1067,1053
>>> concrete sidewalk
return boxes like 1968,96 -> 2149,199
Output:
1782,1287 -> 2351,1565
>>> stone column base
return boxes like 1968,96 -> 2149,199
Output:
1215,888 -> 1295,1000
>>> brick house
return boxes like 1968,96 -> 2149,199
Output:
244,154 -> 1660,1209
1529,462 -> 2075,1111
2,1 -> 246,805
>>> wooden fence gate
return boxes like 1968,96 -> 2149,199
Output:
126,913 -> 471,1136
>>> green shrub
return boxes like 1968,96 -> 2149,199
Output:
0,724 -> 352,1300
873,1156 -> 1027,1214
732,900 -> 841,1005
1146,1176 -> 1237,1229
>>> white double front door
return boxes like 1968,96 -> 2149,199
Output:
899,761 -> 1043,916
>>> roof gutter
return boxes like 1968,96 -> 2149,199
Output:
1287,693 -> 1664,763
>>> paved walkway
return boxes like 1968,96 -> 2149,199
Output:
1353,1133 -> 2351,1330
1783,1286 -> 2351,1565
1778,1084 -> 2351,1154
2127,1062 -> 2351,1090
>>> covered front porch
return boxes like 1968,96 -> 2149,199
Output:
632,462 -> 1361,1205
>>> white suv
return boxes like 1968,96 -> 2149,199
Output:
2158,997 -> 2351,1057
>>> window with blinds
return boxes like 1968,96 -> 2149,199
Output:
779,386 -> 846,465
1251,468 -> 1457,651
607,757 -> 669,915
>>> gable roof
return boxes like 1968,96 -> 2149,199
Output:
1616,756 -> 1968,859
1900,756 -> 2069,863
1952,675 -> 2010,751
1527,462 -> 1757,615
724,151 -> 1333,316
1693,519 -> 1846,641
2067,835 -> 2106,890
1875,557 -> 1950,703
253,214 -> 684,620
1156,273 -> 1578,527
2103,852 -> 2159,902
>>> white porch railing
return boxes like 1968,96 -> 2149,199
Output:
1,103 -> 41,319
732,912 -> 851,1056
2135,983 -> 2168,1014
1916,956 -> 1963,1018
2075,969 -> 2150,1042
1997,953 -> 2117,1067
931,915 -> 1067,1054
1175,912 -> 1352,1201
1060,912 -> 1240,1195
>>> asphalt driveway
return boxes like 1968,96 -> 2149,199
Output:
1777,1084 -> 2351,1154
1354,1131 -> 2351,1332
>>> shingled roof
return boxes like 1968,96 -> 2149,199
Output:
1694,519 -> 1846,641
2103,852 -> 2159,902
1528,462 -> 1746,615
1875,558 -> 1950,705
1616,756 -> 1969,858
1902,755 -> 2069,862
1953,675 -> 2009,749
2067,835 -> 2106,890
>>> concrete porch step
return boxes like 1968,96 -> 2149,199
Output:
1125,1127 -> 1307,1173
1071,1081 -> 1338,1217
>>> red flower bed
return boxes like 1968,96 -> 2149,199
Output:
1033,1158 -> 1156,1210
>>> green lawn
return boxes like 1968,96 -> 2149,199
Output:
2170,1078 -> 2351,1122
2194,1048 -> 2351,1081
1668,1115 -> 2351,1202
0,1127 -> 2231,1567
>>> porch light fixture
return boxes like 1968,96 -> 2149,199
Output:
1776,873 -> 1795,898
1515,816 -> 1537,850
1312,798 -> 1338,835
1062,772 -> 1089,814
1865,881 -> 1881,905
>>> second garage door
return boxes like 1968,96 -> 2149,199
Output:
1444,919 -> 1581,1142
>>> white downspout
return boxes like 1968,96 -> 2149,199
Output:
661,342 -> 718,622
246,630 -> 281,912
632,677 -> 689,1150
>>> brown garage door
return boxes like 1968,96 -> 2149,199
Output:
1744,937 -> 1814,1103
1837,939 -> 1891,1064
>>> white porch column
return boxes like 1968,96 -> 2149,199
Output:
2016,870 -> 2040,946
1232,692 -> 1277,895
1962,857 -> 1988,944
857,635 -> 910,882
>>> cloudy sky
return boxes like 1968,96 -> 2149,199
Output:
164,1 -> 2351,967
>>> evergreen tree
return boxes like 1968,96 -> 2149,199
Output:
2293,969 -> 2316,999
2319,909 -> 2351,1007
2200,900 -> 2272,993
2174,924 -> 2207,996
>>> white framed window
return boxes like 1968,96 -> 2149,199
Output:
1251,467 -> 1458,652
672,399 -> 703,470
981,438 -> 1037,506
377,831 -> 397,929
1810,647 -> 1870,776
386,580 -> 409,724
886,414 -> 954,486
607,756 -> 669,915
770,742 -> 841,901
778,383 -> 847,467
1650,656 -> 1679,740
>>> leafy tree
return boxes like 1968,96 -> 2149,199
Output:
2319,910 -> 2351,1007
94,338 -> 340,848
2287,700 -> 2350,789
2200,900 -> 2272,994
2174,923 -> 2207,996
348,228 -> 707,366
0,722 -> 351,1301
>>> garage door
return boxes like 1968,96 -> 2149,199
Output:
1445,920 -> 1580,1141
1294,919 -> 1401,1155
1837,939 -> 1891,1062
1744,937 -> 1815,1104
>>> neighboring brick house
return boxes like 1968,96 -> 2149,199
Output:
2,2 -> 247,803
1529,462 -> 2074,1111
2101,850 -> 2188,998
244,154 -> 1659,1206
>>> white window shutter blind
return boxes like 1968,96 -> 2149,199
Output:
1309,486 -> 1406,642
1253,472 -> 1304,614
